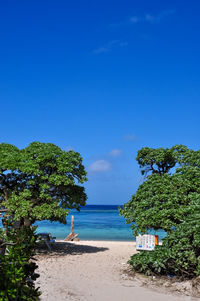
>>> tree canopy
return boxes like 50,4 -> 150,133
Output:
136,144 -> 187,175
0,142 -> 87,224
120,145 -> 200,279
119,145 -> 200,234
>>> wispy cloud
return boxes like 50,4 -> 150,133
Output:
109,149 -> 123,157
142,9 -> 176,23
130,9 -> 175,24
124,134 -> 137,141
93,40 -> 128,54
111,9 -> 175,27
65,145 -> 74,151
88,160 -> 111,172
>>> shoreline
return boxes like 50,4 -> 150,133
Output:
56,239 -> 136,243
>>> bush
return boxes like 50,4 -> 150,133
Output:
120,145 -> 200,279
129,213 -> 200,279
0,224 -> 41,301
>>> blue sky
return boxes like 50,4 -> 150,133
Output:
0,0 -> 199,205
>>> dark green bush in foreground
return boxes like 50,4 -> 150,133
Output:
0,225 -> 40,301
129,211 -> 200,278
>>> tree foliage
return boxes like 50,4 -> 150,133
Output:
128,200 -> 200,278
119,145 -> 200,235
0,223 -> 40,300
136,145 -> 187,175
120,145 -> 200,279
0,142 -> 87,224
0,141 -> 87,299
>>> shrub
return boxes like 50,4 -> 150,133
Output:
0,224 -> 40,301
120,145 -> 200,279
129,210 -> 200,279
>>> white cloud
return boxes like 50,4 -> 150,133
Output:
93,46 -> 110,54
110,9 -> 175,29
130,9 -> 175,24
124,134 -> 136,141
65,145 -> 74,151
88,160 -> 111,172
109,149 -> 123,157
110,9 -> 175,27
93,40 -> 128,54
144,10 -> 175,23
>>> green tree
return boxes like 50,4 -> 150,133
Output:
0,141 -> 87,300
128,199 -> 200,278
136,145 -> 187,176
120,145 -> 200,278
0,141 -> 87,224
119,145 -> 200,234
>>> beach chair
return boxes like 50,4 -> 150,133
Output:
37,233 -> 56,251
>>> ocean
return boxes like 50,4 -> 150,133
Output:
35,205 -> 166,241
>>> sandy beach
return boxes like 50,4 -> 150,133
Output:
36,240 -> 194,301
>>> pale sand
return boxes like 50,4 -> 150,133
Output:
36,240 -> 193,301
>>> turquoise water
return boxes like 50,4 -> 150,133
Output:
35,205 -> 166,241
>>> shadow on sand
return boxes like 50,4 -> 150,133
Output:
36,241 -> 109,256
